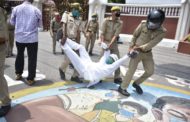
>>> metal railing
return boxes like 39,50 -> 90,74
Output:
106,4 -> 181,18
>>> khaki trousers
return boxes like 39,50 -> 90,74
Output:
52,32 -> 57,53
0,44 -> 11,106
121,52 -> 154,89
85,32 -> 96,53
7,30 -> 14,56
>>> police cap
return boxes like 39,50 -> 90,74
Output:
91,13 -> 97,18
111,6 -> 120,12
70,2 -> 80,9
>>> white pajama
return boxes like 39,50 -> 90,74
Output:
61,38 -> 129,87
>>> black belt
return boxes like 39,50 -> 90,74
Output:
87,30 -> 96,33
141,49 -> 152,53
68,38 -> 76,41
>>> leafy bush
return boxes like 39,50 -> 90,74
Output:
187,35 -> 190,42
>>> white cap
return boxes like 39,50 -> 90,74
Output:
110,54 -> 118,62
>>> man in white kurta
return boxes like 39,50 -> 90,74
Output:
61,38 -> 137,87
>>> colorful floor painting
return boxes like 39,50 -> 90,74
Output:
1,79 -> 190,122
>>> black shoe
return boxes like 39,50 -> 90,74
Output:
71,76 -> 83,83
0,104 -> 11,117
25,79 -> 36,86
99,80 -> 103,83
69,63 -> 74,69
132,83 -> 143,94
59,68 -> 65,80
118,86 -> 130,97
89,52 -> 93,56
10,53 -> 14,56
15,74 -> 22,80
114,78 -> 122,84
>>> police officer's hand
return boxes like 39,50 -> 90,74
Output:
128,50 -> 139,58
133,46 -> 142,51
108,43 -> 112,49
128,47 -> 133,53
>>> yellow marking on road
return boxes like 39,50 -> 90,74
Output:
10,81 -> 75,100
88,80 -> 190,95
10,80 -> 190,100
144,82 -> 190,95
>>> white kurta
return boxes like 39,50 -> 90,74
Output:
61,38 -> 129,87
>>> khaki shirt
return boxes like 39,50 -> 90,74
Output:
50,18 -> 62,32
101,17 -> 123,42
86,20 -> 99,34
0,8 -> 8,40
61,12 -> 82,39
130,20 -> 167,52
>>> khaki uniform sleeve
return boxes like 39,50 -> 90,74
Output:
62,13 -> 69,38
62,23 -> 66,38
61,12 -> 68,24
100,19 -> 107,36
0,8 -> 9,40
140,31 -> 166,52
85,22 -> 89,33
85,21 -> 90,32
130,22 -> 143,48
50,20 -> 53,30
114,21 -> 123,36
49,20 -> 54,36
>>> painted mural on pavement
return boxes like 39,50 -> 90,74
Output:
1,70 -> 190,122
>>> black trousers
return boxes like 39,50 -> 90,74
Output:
15,42 -> 38,80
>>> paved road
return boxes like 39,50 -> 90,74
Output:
5,32 -> 190,92
2,31 -> 190,122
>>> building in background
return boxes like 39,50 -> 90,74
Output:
89,0 -> 190,48
6,0 -> 190,48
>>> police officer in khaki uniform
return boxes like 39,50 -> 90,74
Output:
59,2 -> 83,83
0,5 -> 11,117
85,13 -> 99,56
6,3 -> 15,57
7,14 -> 15,57
118,9 -> 167,96
50,12 -> 62,54
100,6 -> 123,84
